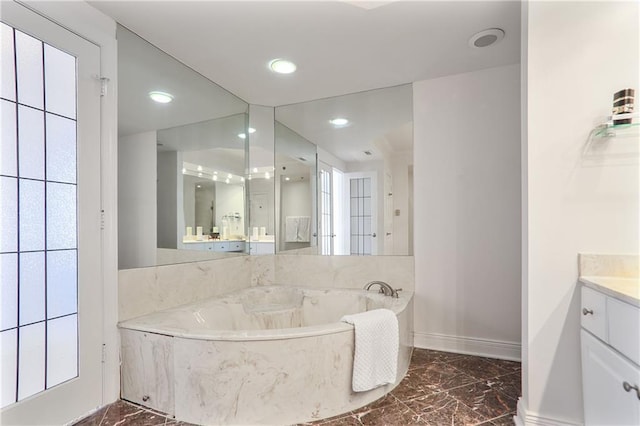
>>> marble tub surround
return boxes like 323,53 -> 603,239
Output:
119,255 -> 252,321
118,286 -> 414,425
272,255 -> 415,291
578,253 -> 639,307
74,348 -> 520,426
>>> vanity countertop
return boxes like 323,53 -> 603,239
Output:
182,239 -> 245,244
578,253 -> 639,307
579,276 -> 640,307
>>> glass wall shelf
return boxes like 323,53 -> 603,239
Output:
593,112 -> 639,138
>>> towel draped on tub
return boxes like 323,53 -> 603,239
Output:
340,308 -> 399,392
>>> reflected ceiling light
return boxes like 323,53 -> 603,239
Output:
265,172 -> 270,179
149,91 -> 173,103
198,172 -> 202,177
329,118 -> 349,126
197,185 -> 201,188
225,178 -> 230,184
269,58 -> 297,74
228,173 -> 232,179
469,28 -> 505,48
248,127 -> 256,134
241,177 -> 245,182
213,175 -> 218,181
238,133 -> 246,139
253,167 -> 258,173
247,175 -> 252,180
285,177 -> 290,181
197,165 -> 203,171
181,168 -> 186,174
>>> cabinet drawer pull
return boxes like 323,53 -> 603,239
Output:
582,308 -> 594,316
622,382 -> 640,400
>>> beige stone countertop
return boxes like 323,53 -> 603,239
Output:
579,276 -> 640,307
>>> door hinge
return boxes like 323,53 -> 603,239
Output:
101,344 -> 106,364
100,209 -> 105,230
100,77 -> 110,97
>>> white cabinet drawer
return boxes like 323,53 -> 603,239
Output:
581,330 -> 640,426
582,286 -> 608,342
608,298 -> 640,365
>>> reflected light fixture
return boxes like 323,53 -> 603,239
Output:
253,167 -> 258,173
228,173 -> 232,179
149,91 -> 173,103
265,172 -> 270,179
197,165 -> 203,171
213,175 -> 218,181
225,178 -> 230,184
198,172 -> 202,177
329,118 -> 349,126
181,168 -> 186,174
269,59 -> 297,74
285,177 -> 290,181
238,133 -> 246,139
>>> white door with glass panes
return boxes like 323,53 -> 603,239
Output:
345,172 -> 377,255
318,162 -> 334,255
1,2 -> 103,425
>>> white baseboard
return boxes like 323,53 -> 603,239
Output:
413,331 -> 521,361
515,398 -> 582,426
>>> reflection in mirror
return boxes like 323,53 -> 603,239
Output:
117,25 -> 249,269
246,105 -> 276,255
275,123 -> 318,254
274,84 -> 413,255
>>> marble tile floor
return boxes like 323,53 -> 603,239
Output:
74,348 -> 520,426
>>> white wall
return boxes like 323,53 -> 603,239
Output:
280,179 -> 312,250
520,1 -> 639,424
413,64 -> 521,359
391,151 -> 412,255
157,151 -> 178,248
118,131 -> 157,269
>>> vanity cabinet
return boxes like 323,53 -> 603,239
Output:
580,285 -> 640,425
182,241 -> 245,252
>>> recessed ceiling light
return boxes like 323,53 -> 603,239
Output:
241,177 -> 245,182
265,172 -> 270,179
269,59 -> 297,74
253,167 -> 258,173
149,91 -> 173,103
285,177 -> 290,181
238,133 -> 246,139
197,165 -> 203,171
181,168 -> 186,174
213,175 -> 218,181
330,118 -> 349,126
227,173 -> 232,179
248,127 -> 256,134
197,185 -> 201,188
225,178 -> 230,184
469,28 -> 505,48
198,172 -> 202,177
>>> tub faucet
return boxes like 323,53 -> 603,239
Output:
364,281 -> 402,298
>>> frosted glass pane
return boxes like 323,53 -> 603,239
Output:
363,178 -> 371,197
350,179 -> 357,195
350,236 -> 358,254
19,252 -> 45,326
0,177 -> 17,253
1,100 -> 17,176
46,314 -> 77,387
45,114 -> 76,184
350,198 -> 358,216
19,179 -> 45,251
363,236 -> 371,255
47,250 -> 77,319
363,198 -> 371,216
15,30 -> 43,110
18,106 -> 45,180
44,44 -> 76,119
1,329 -> 17,408
358,198 -> 364,215
1,23 -> 16,101
46,183 -> 76,250
350,217 -> 358,234
18,322 -> 45,400
358,179 -> 364,196
363,217 -> 371,235
1,253 -> 18,330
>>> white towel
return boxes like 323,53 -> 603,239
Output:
285,216 -> 311,242
340,308 -> 398,392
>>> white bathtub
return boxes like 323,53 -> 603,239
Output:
119,286 -> 414,425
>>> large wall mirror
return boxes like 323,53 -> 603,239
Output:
275,84 -> 413,255
117,26 -> 249,269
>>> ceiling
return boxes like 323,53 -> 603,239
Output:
275,84 -> 412,163
91,1 -> 521,107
